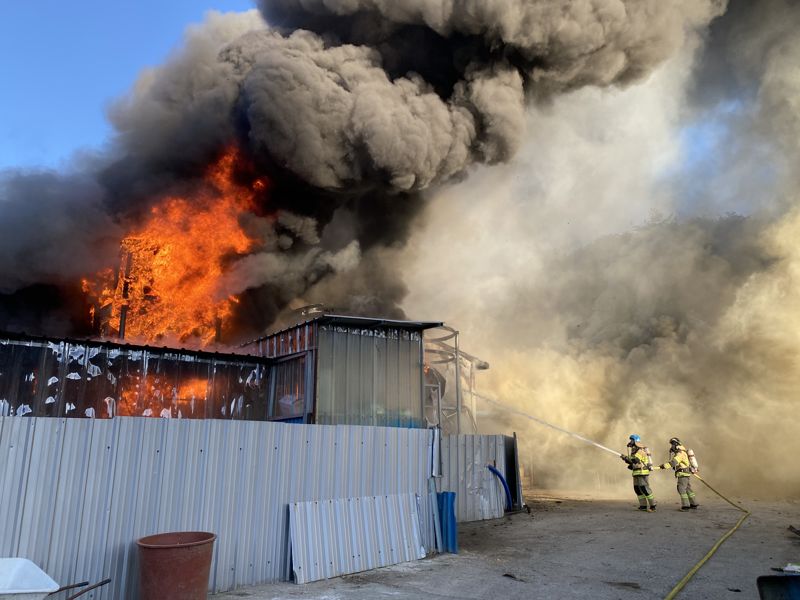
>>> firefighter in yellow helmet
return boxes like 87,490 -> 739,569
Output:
653,437 -> 699,510
620,434 -> 657,511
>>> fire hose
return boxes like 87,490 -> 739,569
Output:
476,393 -> 751,599
474,393 -> 621,458
663,474 -> 750,600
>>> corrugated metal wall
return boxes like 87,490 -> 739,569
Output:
316,328 -> 424,428
438,435 -> 508,522
0,417 -> 434,598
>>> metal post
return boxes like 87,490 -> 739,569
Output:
419,335 -> 425,428
436,385 -> 442,428
454,330 -> 462,435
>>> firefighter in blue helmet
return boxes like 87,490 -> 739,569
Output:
620,434 -> 657,511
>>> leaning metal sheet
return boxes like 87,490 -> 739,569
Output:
289,493 -> 426,584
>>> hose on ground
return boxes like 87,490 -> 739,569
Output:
663,474 -> 751,600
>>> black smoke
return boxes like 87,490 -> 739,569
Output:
0,2 -> 726,342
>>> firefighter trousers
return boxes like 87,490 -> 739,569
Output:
677,476 -> 697,508
633,475 -> 656,509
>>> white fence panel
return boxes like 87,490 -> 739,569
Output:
438,434 -> 507,522
0,417 -> 433,599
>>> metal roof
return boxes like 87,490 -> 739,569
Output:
243,313 -> 443,346
0,329 -> 271,364
317,314 -> 443,330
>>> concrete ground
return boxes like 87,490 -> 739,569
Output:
212,493 -> 800,599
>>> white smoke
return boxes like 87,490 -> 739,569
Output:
402,0 -> 800,498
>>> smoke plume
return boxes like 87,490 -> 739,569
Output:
404,0 -> 800,498
1,1 -> 724,341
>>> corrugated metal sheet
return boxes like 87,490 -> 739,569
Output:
240,314 -> 442,359
0,335 -> 270,420
289,493 -> 425,584
243,322 -> 318,359
0,417 -> 435,599
316,327 -> 424,428
438,434 -> 507,522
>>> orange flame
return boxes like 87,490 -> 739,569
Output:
85,147 -> 266,347
116,375 -> 210,418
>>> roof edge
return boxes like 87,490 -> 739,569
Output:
242,313 -> 444,346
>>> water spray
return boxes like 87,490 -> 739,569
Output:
474,392 -> 621,457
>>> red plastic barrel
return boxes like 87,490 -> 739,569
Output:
136,531 -> 216,600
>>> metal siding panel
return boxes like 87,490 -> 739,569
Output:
289,493 -> 424,584
437,434 -> 505,523
384,338 -> 398,426
244,422 -> 268,586
359,337 -> 374,426
405,338 -> 419,426
248,422 -> 270,583
212,419 -> 243,592
73,419 -> 117,594
0,417 -> 33,557
354,426 -> 369,499
49,419 -> 94,588
373,338 -> 385,426
397,340 -> 407,427
265,422 -> 286,582
315,331 -> 333,425
458,434 -> 467,519
329,333 -> 344,425
15,418 -> 61,574
343,334 -> 356,425
104,418 -> 145,599
236,421 -> 258,586
463,434 -> 472,520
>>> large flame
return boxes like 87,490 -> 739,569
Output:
84,147 -> 265,346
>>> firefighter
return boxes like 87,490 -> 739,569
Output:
620,434 -> 657,511
653,437 -> 699,510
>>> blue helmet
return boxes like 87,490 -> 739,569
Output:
629,434 -> 641,442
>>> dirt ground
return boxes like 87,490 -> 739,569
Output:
212,493 -> 800,600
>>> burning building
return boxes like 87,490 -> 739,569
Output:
242,310 -> 442,426
0,308 -> 451,428
80,147 -> 265,346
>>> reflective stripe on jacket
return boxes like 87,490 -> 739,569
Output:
626,447 -> 651,476
659,446 -> 692,477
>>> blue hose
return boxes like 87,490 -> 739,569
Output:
487,464 -> 513,511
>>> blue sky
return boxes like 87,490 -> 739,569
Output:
0,0 -> 255,170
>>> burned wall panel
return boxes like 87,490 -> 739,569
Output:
0,334 -> 270,421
